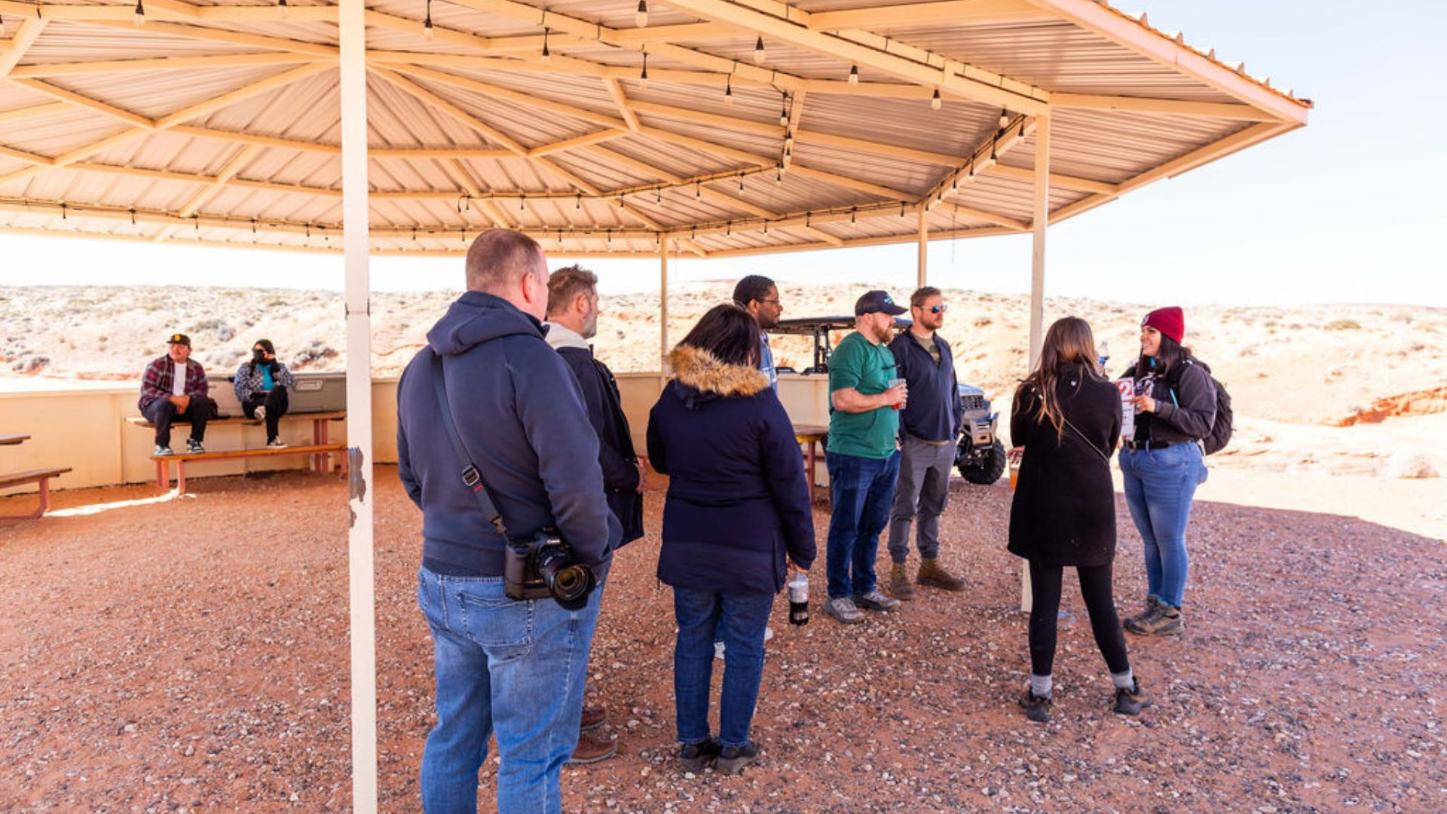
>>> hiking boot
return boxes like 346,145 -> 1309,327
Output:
853,589 -> 901,612
825,597 -> 864,624
153,444 -> 174,456
1125,603 -> 1183,636
266,438 -> 288,449
566,732 -> 617,765
889,563 -> 915,600
1124,595 -> 1162,630
715,741 -> 760,775
678,738 -> 720,772
253,405 -> 266,421
186,439 -> 205,454
1113,679 -> 1151,716
916,558 -> 965,592
580,705 -> 606,732
1019,690 -> 1052,723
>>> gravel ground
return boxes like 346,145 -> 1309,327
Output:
2,467 -> 1444,813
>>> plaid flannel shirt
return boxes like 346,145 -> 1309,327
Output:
232,360 -> 295,403
138,355 -> 209,412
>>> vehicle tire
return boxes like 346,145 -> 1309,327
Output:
959,439 -> 1007,485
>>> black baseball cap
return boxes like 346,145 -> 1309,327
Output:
854,290 -> 907,316
167,333 -> 191,347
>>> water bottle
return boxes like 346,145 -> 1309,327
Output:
787,572 -> 809,625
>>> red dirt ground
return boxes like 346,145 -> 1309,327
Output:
2,467 -> 1444,812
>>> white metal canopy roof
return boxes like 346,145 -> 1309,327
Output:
0,0 -> 1310,258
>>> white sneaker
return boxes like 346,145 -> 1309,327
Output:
266,438 -> 288,449
254,405 -> 266,421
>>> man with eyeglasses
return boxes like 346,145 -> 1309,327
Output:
885,286 -> 967,599
732,275 -> 783,390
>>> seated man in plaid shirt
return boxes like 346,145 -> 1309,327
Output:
138,333 -> 216,456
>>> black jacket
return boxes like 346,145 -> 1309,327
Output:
554,342 -> 645,546
1122,357 -> 1217,446
888,330 -> 963,442
1007,364 -> 1121,567
396,292 -> 619,578
647,345 -> 817,595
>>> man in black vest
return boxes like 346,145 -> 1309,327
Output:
546,265 -> 645,764
886,287 -> 967,599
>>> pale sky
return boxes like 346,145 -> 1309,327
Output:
1,0 -> 1443,306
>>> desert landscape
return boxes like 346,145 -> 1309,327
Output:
3,283 -> 1443,538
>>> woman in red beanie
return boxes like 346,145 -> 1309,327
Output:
1117,307 -> 1216,636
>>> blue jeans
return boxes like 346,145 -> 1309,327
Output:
673,587 -> 775,748
825,450 -> 902,599
1119,443 -> 1208,609
416,567 -> 602,814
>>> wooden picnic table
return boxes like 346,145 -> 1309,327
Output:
794,423 -> 828,494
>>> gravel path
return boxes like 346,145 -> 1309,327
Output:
2,468 -> 1443,812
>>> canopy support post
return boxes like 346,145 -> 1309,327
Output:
1021,115 -> 1051,614
659,237 -> 670,375
917,205 -> 928,289
339,0 -> 378,809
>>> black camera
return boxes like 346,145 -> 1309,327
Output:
503,532 -> 595,610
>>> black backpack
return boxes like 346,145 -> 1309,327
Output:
1125,358 -> 1234,455
1173,359 -> 1233,455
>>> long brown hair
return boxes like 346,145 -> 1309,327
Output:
1024,316 -> 1102,441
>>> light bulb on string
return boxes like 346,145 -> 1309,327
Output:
724,75 -> 733,104
753,36 -> 765,64
424,0 -> 433,39
999,109 -> 1010,129
133,0 -> 145,26
848,65 -> 859,85
636,0 -> 648,28
541,28 -> 551,62
639,52 -> 648,88
931,89 -> 942,110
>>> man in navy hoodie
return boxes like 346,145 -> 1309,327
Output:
397,229 -> 619,814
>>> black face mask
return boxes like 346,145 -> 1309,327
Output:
252,349 -> 266,363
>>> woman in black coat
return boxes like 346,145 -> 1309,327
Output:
646,304 -> 816,774
1008,316 -> 1146,723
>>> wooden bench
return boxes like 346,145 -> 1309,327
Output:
126,410 -> 345,476
0,467 -> 72,519
152,444 -> 347,495
794,423 -> 828,495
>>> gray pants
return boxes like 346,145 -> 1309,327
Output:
886,435 -> 956,563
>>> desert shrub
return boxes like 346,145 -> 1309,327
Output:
1323,319 -> 1361,331
1384,452 -> 1439,479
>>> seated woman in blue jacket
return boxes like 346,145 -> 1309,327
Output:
646,304 -> 816,776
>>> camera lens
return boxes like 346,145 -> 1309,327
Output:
536,546 -> 594,608
549,564 -> 590,601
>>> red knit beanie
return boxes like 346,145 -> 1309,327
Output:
1142,306 -> 1185,344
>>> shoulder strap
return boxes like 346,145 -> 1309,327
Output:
430,352 -> 509,537
1062,416 -> 1111,465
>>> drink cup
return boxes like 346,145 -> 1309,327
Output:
787,573 -> 809,625
1009,460 -> 1021,490
887,377 -> 907,410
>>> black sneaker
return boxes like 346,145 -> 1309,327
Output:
678,739 -> 720,772
186,439 -> 205,454
714,741 -> 759,775
1019,690 -> 1052,723
1113,679 -> 1151,716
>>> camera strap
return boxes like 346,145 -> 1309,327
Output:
430,352 -> 509,538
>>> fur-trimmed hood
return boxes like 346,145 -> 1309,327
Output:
668,344 -> 770,402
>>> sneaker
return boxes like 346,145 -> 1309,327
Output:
678,738 -> 720,772
1113,679 -> 1151,716
153,444 -> 174,456
888,562 -> 915,600
714,626 -> 775,660
714,741 -> 759,775
565,731 -> 617,765
1019,690 -> 1052,723
1125,603 -> 1183,636
266,438 -> 288,449
853,589 -> 901,612
253,405 -> 266,421
186,439 -> 205,454
825,596 -> 864,624
580,705 -> 606,732
916,557 -> 966,592
1124,595 -> 1162,630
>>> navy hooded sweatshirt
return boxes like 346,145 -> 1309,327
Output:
397,291 -> 619,578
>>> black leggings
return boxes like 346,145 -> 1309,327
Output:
1028,560 -> 1130,677
243,388 -> 289,441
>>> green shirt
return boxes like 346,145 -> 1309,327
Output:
827,331 -> 900,459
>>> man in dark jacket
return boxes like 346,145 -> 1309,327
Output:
396,229 -> 620,813
545,264 -> 643,765
885,287 -> 967,599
